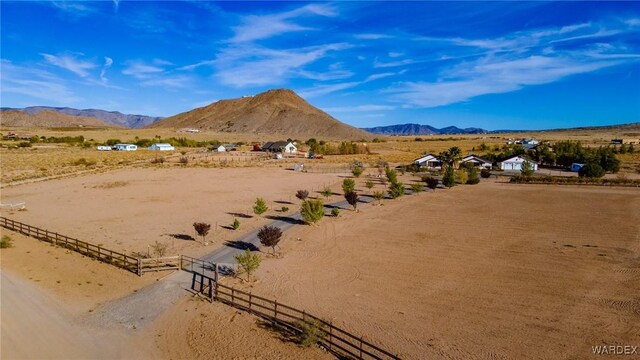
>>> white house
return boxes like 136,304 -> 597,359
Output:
148,143 -> 175,151
460,154 -> 492,169
113,144 -> 138,151
216,145 -> 226,152
284,142 -> 297,153
500,156 -> 538,171
414,153 -> 442,169
96,145 -> 112,151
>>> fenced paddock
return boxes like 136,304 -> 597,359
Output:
0,216 -> 140,274
190,272 -> 400,360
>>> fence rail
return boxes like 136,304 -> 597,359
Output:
190,272 -> 400,360
0,216 -> 140,275
139,256 -> 181,273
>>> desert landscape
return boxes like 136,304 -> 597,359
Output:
2,2 -> 640,359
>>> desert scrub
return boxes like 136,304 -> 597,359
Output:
1,235 -> 14,248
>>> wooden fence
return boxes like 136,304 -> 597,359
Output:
139,256 -> 181,274
0,216 -> 140,274
190,272 -> 400,360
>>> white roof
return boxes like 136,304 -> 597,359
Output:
415,154 -> 439,162
462,154 -> 490,163
153,143 -> 173,147
501,156 -> 537,164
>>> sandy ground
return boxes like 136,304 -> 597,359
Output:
1,167 -> 342,257
224,180 -> 640,359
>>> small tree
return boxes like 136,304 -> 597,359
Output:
295,190 -> 309,201
521,160 -> 535,177
150,240 -> 169,257
480,168 -> 492,178
385,167 -> 398,184
344,191 -> 359,211
321,186 -> 333,199
579,162 -> 605,178
373,191 -> 385,205
193,222 -> 211,243
253,197 -> 268,215
301,199 -> 325,225
342,178 -> 355,194
352,166 -> 364,178
455,170 -> 468,185
388,182 -> 405,199
466,167 -> 480,185
331,208 -> 340,217
231,218 -> 240,230
442,166 -> 455,188
425,177 -> 439,191
258,225 -> 283,255
365,180 -> 374,192
411,183 -> 423,194
235,249 -> 261,281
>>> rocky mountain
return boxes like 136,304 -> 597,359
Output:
0,109 -> 118,128
148,89 -> 372,140
362,123 -> 488,135
2,106 -> 163,128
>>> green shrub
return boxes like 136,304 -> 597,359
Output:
235,249 -> 261,281
388,182 -> 405,199
424,176 -> 439,191
331,208 -> 340,217
18,141 -> 32,148
578,162 -> 605,178
455,170 -> 468,184
344,191 -> 359,210
480,168 -> 492,178
385,168 -> 398,184
411,183 -> 423,194
301,199 -> 324,225
373,191 -> 385,204
342,178 -> 355,194
1,235 -> 14,249
466,167 -> 479,185
296,319 -> 326,347
231,218 -> 240,230
352,166 -> 364,178
321,186 -> 332,199
253,198 -> 268,216
281,206 -> 289,212
442,166 -> 455,188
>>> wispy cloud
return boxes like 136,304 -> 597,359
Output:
230,4 -> 336,43
140,75 -> 192,88
41,53 -> 96,78
213,43 -> 352,87
297,81 -> 361,98
122,60 -> 165,79
325,104 -> 396,112
100,57 -> 113,83
1,59 -> 79,104
365,72 -> 395,82
354,33 -> 393,40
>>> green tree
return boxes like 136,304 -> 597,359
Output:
352,166 -> 364,178
578,162 -> 605,178
321,186 -> 333,199
301,199 -> 325,225
455,169 -> 468,184
235,249 -> 261,281
342,178 -> 355,194
388,182 -> 405,199
231,218 -> 240,230
442,166 -> 455,188
410,183 -> 423,194
253,198 -> 268,216
365,180 -> 374,193
424,176 -> 439,191
384,168 -> 398,184
466,167 -> 480,185
520,160 -> 535,177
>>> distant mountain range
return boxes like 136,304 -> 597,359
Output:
361,123 -> 488,135
1,106 -> 163,128
0,109 -> 119,128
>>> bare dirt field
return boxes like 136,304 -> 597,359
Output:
1,167 -> 343,257
224,180 -> 640,359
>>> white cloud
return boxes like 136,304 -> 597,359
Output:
140,75 -> 192,88
214,43 -> 353,87
100,57 -> 113,83
388,52 -> 404,58
1,59 -> 79,104
373,58 -> 417,68
354,33 -> 393,40
297,82 -> 361,98
230,4 -> 336,43
325,105 -> 396,112
41,53 -> 96,78
122,60 -> 165,79
365,72 -> 395,82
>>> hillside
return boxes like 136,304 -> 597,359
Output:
0,109 -> 118,128
362,123 -> 488,135
148,89 -> 372,140
4,106 -> 163,128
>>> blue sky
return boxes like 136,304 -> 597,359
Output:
1,1 -> 639,130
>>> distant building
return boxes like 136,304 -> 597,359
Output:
148,143 -> 175,151
460,154 -> 492,169
612,138 -> 639,145
262,141 -> 297,153
113,144 -> 138,151
500,156 -> 538,171
216,145 -> 226,153
414,153 -> 442,169
96,145 -> 112,151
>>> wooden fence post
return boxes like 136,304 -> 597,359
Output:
274,300 -> 278,323
359,337 -> 363,358
208,278 -> 213,303
191,272 -> 196,290
137,258 -> 142,276
328,321 -> 332,351
231,287 -> 235,303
